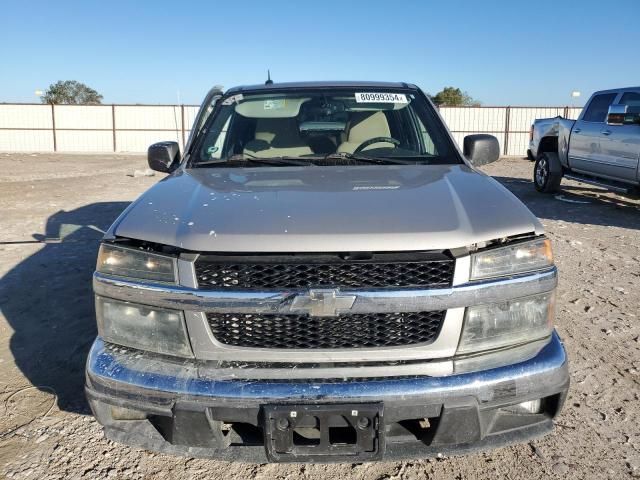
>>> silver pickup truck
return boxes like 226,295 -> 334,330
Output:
532,87 -> 640,194
85,81 -> 568,463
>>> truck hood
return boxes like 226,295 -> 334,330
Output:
110,164 -> 543,252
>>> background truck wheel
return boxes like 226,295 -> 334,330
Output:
534,153 -> 562,193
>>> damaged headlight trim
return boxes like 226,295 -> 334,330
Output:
96,296 -> 193,358
457,291 -> 555,355
470,237 -> 553,281
96,243 -> 177,284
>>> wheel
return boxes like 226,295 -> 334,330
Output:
534,153 -> 562,193
526,149 -> 535,161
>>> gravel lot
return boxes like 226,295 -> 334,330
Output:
1,153 -> 639,480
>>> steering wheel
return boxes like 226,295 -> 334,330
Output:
353,137 -> 400,154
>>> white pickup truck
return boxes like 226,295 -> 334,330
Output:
531,87 -> 640,194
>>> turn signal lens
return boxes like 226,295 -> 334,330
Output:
96,296 -> 193,358
457,291 -> 555,354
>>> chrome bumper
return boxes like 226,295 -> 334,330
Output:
85,332 -> 568,410
86,333 -> 569,462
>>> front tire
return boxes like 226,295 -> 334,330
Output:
534,153 -> 562,193
527,149 -> 535,161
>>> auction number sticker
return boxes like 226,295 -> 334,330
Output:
355,92 -> 408,104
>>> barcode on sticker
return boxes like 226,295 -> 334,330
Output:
355,92 -> 408,104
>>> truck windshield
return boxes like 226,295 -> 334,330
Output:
191,88 -> 459,166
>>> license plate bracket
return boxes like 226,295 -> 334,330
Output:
263,403 -> 384,462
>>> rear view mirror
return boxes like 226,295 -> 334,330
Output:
148,141 -> 180,173
463,134 -> 500,167
607,104 -> 640,126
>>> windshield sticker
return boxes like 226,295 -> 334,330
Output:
355,92 -> 408,104
222,94 -> 243,105
263,99 -> 286,110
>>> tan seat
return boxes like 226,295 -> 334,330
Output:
337,111 -> 392,154
244,118 -> 313,158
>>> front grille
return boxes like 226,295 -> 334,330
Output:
206,311 -> 445,349
195,252 -> 454,290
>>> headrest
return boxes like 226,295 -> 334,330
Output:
346,112 -> 391,142
253,118 -> 304,146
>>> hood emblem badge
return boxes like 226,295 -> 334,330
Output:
289,289 -> 356,317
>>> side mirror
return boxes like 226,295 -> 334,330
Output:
463,134 -> 500,166
148,141 -> 180,173
606,104 -> 627,125
607,104 -> 640,126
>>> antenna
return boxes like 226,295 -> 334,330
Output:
265,70 -> 273,85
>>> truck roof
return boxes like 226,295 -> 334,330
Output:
592,86 -> 640,95
226,81 -> 418,94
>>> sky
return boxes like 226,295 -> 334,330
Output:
1,0 -> 639,106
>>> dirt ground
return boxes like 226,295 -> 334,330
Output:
0,153 -> 639,480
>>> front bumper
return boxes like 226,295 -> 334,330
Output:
85,332 -> 569,462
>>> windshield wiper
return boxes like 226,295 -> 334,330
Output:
382,155 -> 437,163
322,152 -> 418,165
195,154 -> 315,167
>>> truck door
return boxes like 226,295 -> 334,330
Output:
598,91 -> 640,183
568,92 -> 617,175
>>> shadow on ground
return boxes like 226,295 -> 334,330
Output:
493,176 -> 640,230
0,202 -> 129,413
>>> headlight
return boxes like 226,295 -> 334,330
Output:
96,243 -> 177,283
457,292 -> 554,354
470,238 -> 553,281
96,296 -> 193,358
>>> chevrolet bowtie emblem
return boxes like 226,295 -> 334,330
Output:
289,289 -> 357,317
